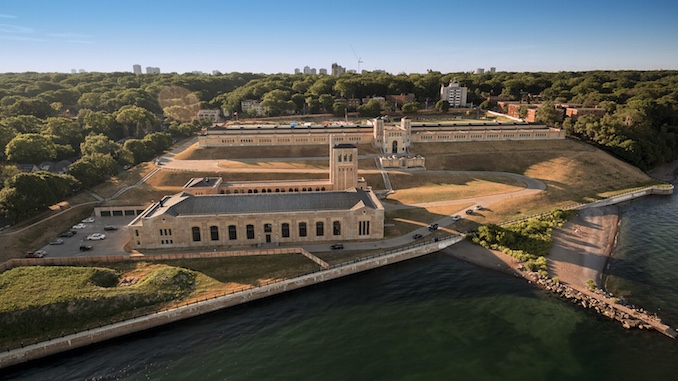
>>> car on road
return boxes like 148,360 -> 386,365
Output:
330,243 -> 344,250
412,233 -> 423,239
81,217 -> 95,223
79,245 -> 93,251
465,210 -> 474,215
58,230 -> 76,237
428,223 -> 439,231
49,239 -> 64,245
104,225 -> 118,231
25,250 -> 47,258
451,215 -> 461,221
86,233 -> 106,240
72,223 -> 87,229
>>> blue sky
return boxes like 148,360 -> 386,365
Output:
1,0 -> 677,74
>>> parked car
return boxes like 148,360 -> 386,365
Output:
86,233 -> 106,240
475,205 -> 483,210
81,217 -> 95,223
465,210 -> 474,215
72,223 -> 87,229
104,225 -> 118,231
451,215 -> 461,221
428,223 -> 439,231
412,233 -> 423,239
79,245 -> 93,251
330,243 -> 344,250
25,250 -> 47,258
49,239 -> 64,245
58,230 -> 76,237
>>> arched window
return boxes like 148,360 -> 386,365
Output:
228,225 -> 237,240
333,221 -> 341,236
246,224 -> 255,239
282,223 -> 290,238
316,221 -> 324,236
191,227 -> 201,242
299,222 -> 307,237
210,226 -> 219,241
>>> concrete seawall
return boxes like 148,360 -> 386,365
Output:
0,236 -> 463,369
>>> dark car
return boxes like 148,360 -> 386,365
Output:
58,230 -> 76,237
79,245 -> 93,251
25,250 -> 47,258
104,225 -> 118,231
330,243 -> 344,250
49,239 -> 64,245
428,223 -> 439,231
465,210 -> 474,215
412,233 -> 423,239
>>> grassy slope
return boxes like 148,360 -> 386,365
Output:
0,255 -> 319,349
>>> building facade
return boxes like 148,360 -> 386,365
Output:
128,188 -> 384,250
440,81 -> 468,107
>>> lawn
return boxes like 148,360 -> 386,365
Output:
0,254 -> 320,349
385,173 -> 525,204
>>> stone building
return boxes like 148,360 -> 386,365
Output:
128,188 -> 384,250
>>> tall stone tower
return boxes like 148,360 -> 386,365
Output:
330,137 -> 359,191
401,117 -> 412,152
371,118 -> 384,149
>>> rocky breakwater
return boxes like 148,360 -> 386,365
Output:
522,269 -> 677,338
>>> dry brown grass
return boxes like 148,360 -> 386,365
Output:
360,173 -> 386,190
174,144 -> 331,160
91,163 -> 156,199
216,160 -> 328,170
385,173 -> 524,204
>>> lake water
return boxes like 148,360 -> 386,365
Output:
4,187 -> 678,380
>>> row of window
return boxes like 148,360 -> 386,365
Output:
225,186 -> 327,194
187,221 -> 365,242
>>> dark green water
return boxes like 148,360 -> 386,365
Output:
4,191 -> 678,380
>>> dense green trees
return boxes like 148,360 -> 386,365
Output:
0,171 -> 79,221
1,69 -> 678,222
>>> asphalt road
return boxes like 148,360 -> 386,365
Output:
38,215 -> 135,258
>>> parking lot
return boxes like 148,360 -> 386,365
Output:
38,216 -> 136,258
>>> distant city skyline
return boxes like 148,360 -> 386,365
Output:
1,0 -> 677,74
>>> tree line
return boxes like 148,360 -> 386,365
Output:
0,69 -> 677,221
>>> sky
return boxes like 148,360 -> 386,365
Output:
1,0 -> 677,74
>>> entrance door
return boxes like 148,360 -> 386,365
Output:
392,140 -> 398,154
266,234 -> 271,243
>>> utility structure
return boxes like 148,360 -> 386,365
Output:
350,44 -> 363,73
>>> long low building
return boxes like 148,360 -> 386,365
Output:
128,188 -> 384,250
198,118 -> 565,153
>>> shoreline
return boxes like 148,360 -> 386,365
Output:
443,205 -> 677,338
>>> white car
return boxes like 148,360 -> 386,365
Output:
72,223 -> 87,229
87,233 -> 106,240
82,217 -> 95,223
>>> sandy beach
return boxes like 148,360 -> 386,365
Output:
442,206 -> 620,295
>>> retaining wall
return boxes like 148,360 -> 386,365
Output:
0,236 -> 462,369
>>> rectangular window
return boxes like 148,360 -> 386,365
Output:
316,221 -> 324,236
359,220 -> 370,236
228,225 -> 237,240
210,226 -> 219,241
192,227 -> 201,242
246,224 -> 255,239
282,223 -> 290,238
299,222 -> 307,237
